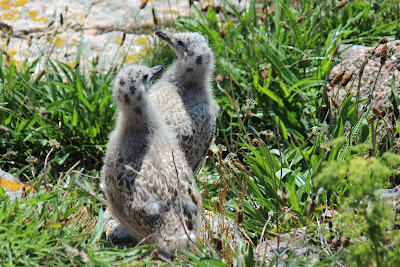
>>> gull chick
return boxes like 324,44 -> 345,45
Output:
102,64 -> 202,253
150,30 -> 219,174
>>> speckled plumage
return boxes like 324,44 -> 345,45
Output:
150,30 -> 219,174
102,64 -> 202,253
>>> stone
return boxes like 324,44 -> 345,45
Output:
103,208 -> 249,252
254,227 -> 320,264
328,41 -> 400,111
0,168 -> 32,199
0,0 -> 248,71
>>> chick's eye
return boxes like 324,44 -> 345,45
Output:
143,74 -> 148,81
177,40 -> 184,46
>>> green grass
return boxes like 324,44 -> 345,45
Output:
0,183 -> 156,266
1,0 -> 400,265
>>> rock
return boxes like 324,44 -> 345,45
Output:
103,208 -> 136,248
0,168 -> 32,199
254,227 -> 320,265
0,0 -> 248,71
103,208 -> 249,251
201,209 -> 248,252
375,184 -> 400,210
328,41 -> 400,111
253,187 -> 400,264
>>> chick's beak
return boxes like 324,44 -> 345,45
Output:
155,30 -> 173,46
150,65 -> 165,81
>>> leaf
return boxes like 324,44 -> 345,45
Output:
339,93 -> 354,121
359,123 -> 369,143
311,155 -> 319,169
88,208 -> 104,246
76,76 -> 94,112
278,0 -> 304,50
72,107 -> 78,127
16,119 -> 28,132
55,61 -> 74,84
245,244 -> 255,267
46,220 -> 62,228
180,250 -> 208,267
75,32 -> 84,66
255,83 -> 284,106
337,107 -> 370,160
36,191 -> 59,201
65,202 -> 84,218
51,81 -> 75,92
275,168 -> 292,179
390,73 -> 399,119
288,78 -> 326,102
0,186 -> 6,199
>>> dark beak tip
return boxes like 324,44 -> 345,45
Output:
152,65 -> 165,72
155,30 -> 165,37
150,65 -> 165,79
155,30 -> 162,37
155,30 -> 171,42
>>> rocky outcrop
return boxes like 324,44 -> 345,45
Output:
328,41 -> 400,111
0,0 -> 247,71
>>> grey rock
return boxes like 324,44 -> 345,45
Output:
0,168 -> 30,200
103,208 -> 135,248
201,209 -> 248,253
103,208 -> 249,253
0,0 -> 247,71
375,184 -> 400,210
328,41 -> 400,111
254,227 -> 320,265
